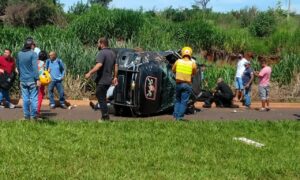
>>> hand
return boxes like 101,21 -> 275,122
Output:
112,77 -> 118,86
85,72 -> 91,79
245,84 -> 249,89
36,80 -> 41,87
0,69 -> 4,73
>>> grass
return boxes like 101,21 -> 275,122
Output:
0,120 -> 299,179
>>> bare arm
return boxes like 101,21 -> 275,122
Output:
114,64 -> 118,78
85,63 -> 102,79
248,73 -> 254,86
112,64 -> 118,85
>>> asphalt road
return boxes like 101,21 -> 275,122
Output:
1,105 -> 299,121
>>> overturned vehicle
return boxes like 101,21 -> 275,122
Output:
111,48 -> 202,116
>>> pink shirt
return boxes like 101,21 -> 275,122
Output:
259,66 -> 272,86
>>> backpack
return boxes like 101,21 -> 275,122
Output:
0,71 -> 16,90
45,59 -> 65,73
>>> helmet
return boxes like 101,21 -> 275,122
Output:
181,46 -> 193,58
39,70 -> 51,86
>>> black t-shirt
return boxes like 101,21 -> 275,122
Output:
242,67 -> 253,86
216,81 -> 233,98
96,48 -> 116,85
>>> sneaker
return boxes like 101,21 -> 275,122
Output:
60,104 -> 68,109
20,117 -> 30,121
245,106 -> 251,110
7,103 -> 15,109
50,104 -> 56,109
89,101 -> 97,110
101,115 -> 110,121
259,108 -> 267,112
32,116 -> 43,121
97,119 -> 106,123
202,104 -> 211,108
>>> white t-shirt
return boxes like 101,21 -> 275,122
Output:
235,58 -> 248,78
34,47 -> 41,56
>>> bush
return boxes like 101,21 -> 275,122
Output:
175,20 -> 223,52
249,11 -> 277,37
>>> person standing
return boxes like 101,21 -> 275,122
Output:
0,48 -> 16,108
172,46 -> 197,120
242,61 -> 254,109
46,51 -> 67,109
85,37 -> 118,121
17,39 -> 40,120
37,51 -> 48,115
255,60 -> 272,111
234,54 -> 248,102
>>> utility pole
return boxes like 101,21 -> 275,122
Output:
287,0 -> 291,20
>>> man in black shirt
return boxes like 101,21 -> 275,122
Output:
85,37 -> 118,121
214,78 -> 234,107
203,78 -> 237,108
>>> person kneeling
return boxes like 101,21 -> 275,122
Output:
203,78 -> 238,108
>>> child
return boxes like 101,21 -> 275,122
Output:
37,51 -> 48,116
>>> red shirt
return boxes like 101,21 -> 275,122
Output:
0,56 -> 16,75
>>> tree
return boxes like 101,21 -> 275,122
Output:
194,0 -> 210,10
3,0 -> 65,28
88,0 -> 112,7
249,11 -> 276,37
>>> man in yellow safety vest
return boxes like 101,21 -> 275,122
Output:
172,46 -> 197,120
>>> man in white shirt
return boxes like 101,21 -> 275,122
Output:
234,54 -> 248,101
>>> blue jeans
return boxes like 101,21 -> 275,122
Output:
235,77 -> 244,90
20,82 -> 38,118
173,83 -> 192,120
48,80 -> 65,106
0,88 -> 11,104
244,87 -> 251,107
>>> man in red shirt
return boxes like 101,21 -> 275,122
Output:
0,48 -> 16,108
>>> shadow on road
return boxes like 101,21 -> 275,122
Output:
293,114 -> 300,120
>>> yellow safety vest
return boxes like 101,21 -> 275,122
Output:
175,59 -> 193,83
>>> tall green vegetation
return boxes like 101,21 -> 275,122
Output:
0,3 -> 299,97
70,6 -> 144,45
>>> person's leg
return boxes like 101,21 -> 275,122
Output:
37,85 -> 45,114
237,77 -> 244,101
265,86 -> 270,109
0,88 -> 3,104
244,88 -> 251,107
48,81 -> 56,108
56,81 -> 66,107
178,83 -> 191,119
173,84 -> 182,119
28,82 -> 38,119
259,85 -> 267,110
96,84 -> 110,120
234,77 -> 239,101
20,82 -> 30,119
0,89 -> 10,106
214,92 -> 223,107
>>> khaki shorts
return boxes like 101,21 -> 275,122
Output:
259,85 -> 270,100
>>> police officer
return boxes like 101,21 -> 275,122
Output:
172,47 -> 197,120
